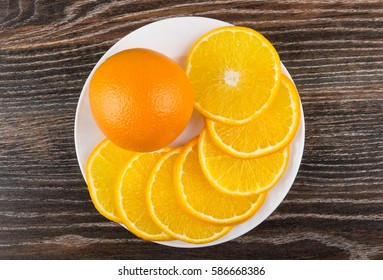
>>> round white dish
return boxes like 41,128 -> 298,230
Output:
74,16 -> 305,248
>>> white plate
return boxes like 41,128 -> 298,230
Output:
74,16 -> 305,248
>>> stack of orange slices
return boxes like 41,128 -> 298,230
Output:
85,26 -> 301,244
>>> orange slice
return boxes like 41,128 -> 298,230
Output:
175,138 -> 267,225
86,139 -> 135,223
115,149 -> 172,241
186,26 -> 281,125
199,130 -> 289,196
147,149 -> 231,244
207,75 -> 301,158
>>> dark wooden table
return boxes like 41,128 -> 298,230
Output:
0,0 -> 382,260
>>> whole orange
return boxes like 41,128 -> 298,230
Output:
89,48 -> 194,152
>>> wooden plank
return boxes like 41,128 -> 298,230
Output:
0,0 -> 382,259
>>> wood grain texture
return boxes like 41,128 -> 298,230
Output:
0,0 -> 382,259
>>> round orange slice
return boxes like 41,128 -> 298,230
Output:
85,139 -> 135,223
186,26 -> 281,125
207,75 -> 301,158
147,149 -> 231,244
115,148 -> 172,241
199,130 -> 289,196
174,138 -> 267,225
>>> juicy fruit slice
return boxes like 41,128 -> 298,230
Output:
147,149 -> 231,244
207,75 -> 301,158
115,149 -> 172,241
199,130 -> 289,196
86,139 -> 135,223
186,26 -> 281,125
175,138 -> 267,225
